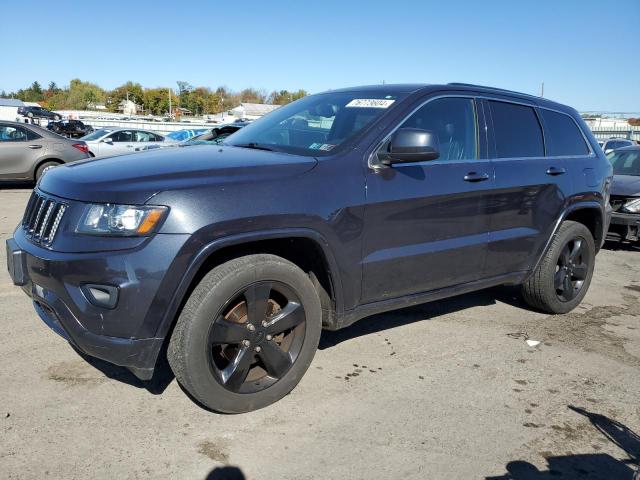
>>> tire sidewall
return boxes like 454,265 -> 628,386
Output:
546,223 -> 596,313
180,259 -> 321,413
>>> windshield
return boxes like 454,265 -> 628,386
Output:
81,128 -> 112,141
224,90 -> 408,156
608,150 -> 640,176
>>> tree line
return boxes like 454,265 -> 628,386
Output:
1,80 -> 308,116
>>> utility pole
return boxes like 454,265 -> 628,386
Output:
540,81 -> 544,98
168,88 -> 172,118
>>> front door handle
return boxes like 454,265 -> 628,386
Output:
464,172 -> 490,183
546,167 -> 566,176
28,144 -> 42,149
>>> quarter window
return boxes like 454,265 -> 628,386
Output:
489,101 -> 544,158
541,109 -> 589,156
395,97 -> 478,161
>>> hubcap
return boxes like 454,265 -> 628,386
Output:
555,236 -> 588,302
207,281 -> 306,394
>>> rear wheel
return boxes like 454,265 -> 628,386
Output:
168,254 -> 322,413
522,220 -> 595,314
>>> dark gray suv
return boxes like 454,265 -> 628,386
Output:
6,84 -> 612,413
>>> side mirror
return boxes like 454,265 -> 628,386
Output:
102,138 -> 113,144
382,128 -> 440,165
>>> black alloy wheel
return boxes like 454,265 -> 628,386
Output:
554,237 -> 589,302
168,254 -> 322,413
207,281 -> 306,394
522,220 -> 596,314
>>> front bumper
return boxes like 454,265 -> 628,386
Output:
6,229 -> 190,380
609,212 -> 639,241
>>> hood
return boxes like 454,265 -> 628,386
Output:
39,145 -> 318,204
611,174 -> 640,197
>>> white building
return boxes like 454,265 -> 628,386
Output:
230,103 -> 280,120
0,98 -> 24,121
118,99 -> 138,115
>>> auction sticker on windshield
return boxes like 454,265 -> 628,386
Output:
345,99 -> 395,108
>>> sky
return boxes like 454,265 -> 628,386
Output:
1,0 -> 639,112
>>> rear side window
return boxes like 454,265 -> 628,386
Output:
541,109 -> 590,156
489,101 -> 544,158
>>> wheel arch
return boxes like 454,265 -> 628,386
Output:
154,228 -> 343,343
527,201 -> 605,281
32,157 -> 64,181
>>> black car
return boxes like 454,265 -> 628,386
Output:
47,120 -> 93,138
607,145 -> 640,242
17,106 -> 61,120
6,83 -> 612,413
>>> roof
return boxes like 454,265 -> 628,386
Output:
323,84 -> 428,94
231,103 -> 280,116
0,98 -> 24,107
316,84 -> 572,111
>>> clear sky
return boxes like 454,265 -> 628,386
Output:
1,0 -> 638,112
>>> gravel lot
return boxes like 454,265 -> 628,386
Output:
1,187 -> 639,480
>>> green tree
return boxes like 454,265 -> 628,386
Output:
108,81 -> 144,112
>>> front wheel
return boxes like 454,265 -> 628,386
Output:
168,254 -> 322,413
522,220 -> 595,314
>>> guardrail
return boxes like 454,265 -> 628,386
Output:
590,127 -> 640,141
79,118 -> 230,134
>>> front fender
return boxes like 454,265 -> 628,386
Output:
150,227 -> 344,342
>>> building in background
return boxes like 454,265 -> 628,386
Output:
118,99 -> 139,116
230,103 -> 280,120
0,98 -> 24,121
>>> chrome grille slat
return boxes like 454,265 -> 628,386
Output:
22,191 -> 67,248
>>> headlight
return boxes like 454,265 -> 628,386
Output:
76,204 -> 168,235
622,198 -> 640,214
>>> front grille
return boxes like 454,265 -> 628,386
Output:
22,191 -> 67,247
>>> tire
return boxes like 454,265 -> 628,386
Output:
168,254 -> 322,413
35,161 -> 60,181
522,220 -> 595,314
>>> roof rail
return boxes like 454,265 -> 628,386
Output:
448,83 -> 540,99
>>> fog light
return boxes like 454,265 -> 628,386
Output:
81,284 -> 119,309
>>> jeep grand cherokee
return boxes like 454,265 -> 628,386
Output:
7,84 -> 612,413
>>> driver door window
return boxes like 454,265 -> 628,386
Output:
393,97 -> 478,161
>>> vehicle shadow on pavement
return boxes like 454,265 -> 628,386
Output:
71,343 -> 175,395
0,182 -> 34,190
486,406 -> 640,480
204,466 -> 246,479
319,285 -> 526,350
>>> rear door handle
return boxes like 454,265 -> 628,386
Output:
28,144 -> 42,149
463,172 -> 490,183
546,167 -> 566,176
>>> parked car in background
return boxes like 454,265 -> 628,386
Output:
80,127 -> 170,157
607,145 -> 640,243
601,138 -> 634,154
47,120 -> 93,138
165,128 -> 209,142
17,106 -> 61,121
136,124 -> 246,151
6,84 -> 611,413
0,121 -> 90,181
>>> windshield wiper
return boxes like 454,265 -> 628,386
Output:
232,142 -> 275,152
